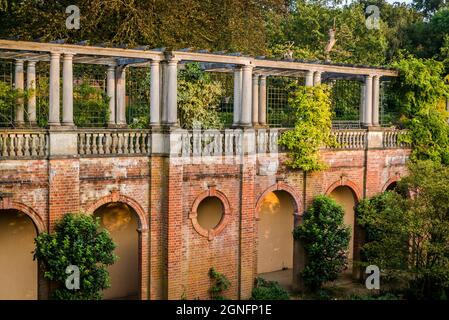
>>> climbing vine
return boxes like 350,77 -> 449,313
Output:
278,84 -> 337,171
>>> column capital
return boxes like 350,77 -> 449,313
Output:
14,59 -> 25,66
62,52 -> 75,59
50,51 -> 61,58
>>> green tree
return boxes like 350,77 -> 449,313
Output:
278,84 -> 337,171
391,55 -> 449,164
358,161 -> 449,299
294,195 -> 351,291
34,213 -> 117,300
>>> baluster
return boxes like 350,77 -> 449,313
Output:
117,133 -> 123,154
123,133 -> 129,154
135,132 -> 141,153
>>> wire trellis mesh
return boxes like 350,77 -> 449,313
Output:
324,79 -> 361,129
209,72 -> 234,127
126,66 -> 150,128
0,59 -> 14,127
380,80 -> 400,127
266,76 -> 301,128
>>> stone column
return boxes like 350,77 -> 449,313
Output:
240,65 -> 253,127
107,65 -> 116,126
363,75 -> 373,127
258,75 -> 267,126
233,67 -> 242,126
252,74 -> 259,126
26,61 -> 37,126
116,66 -> 127,126
48,52 -> 61,127
372,75 -> 380,126
62,53 -> 74,126
313,71 -> 322,86
305,70 -> 314,87
166,59 -> 178,126
14,60 -> 25,126
150,60 -> 161,127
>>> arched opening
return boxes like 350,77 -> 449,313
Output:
385,181 -> 398,192
0,209 -> 38,300
329,186 -> 357,272
257,190 -> 295,289
93,202 -> 139,300
197,196 -> 224,231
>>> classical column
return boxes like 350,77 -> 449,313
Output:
240,65 -> 253,127
252,74 -> 259,126
150,60 -> 161,127
305,70 -> 314,87
14,60 -> 25,126
62,53 -> 74,126
48,52 -> 61,127
258,75 -> 267,126
372,75 -> 380,126
115,66 -> 127,126
166,59 -> 178,126
26,61 -> 37,126
363,75 -> 373,127
107,65 -> 116,126
313,71 -> 322,86
233,67 -> 242,126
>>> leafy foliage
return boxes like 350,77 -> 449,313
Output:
208,267 -> 230,300
177,63 -> 224,129
0,80 -> 17,126
294,195 -> 351,291
357,160 -> 449,299
391,56 -> 449,164
250,278 -> 290,300
278,84 -> 337,171
34,213 -> 117,300
73,81 -> 110,127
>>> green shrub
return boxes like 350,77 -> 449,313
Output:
34,213 -> 117,300
294,195 -> 351,291
250,278 -> 289,300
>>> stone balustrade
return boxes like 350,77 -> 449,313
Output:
0,130 -> 48,158
329,129 -> 368,149
78,129 -> 151,156
382,129 -> 408,148
0,128 -> 409,159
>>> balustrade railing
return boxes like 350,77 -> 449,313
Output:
78,130 -> 151,156
0,131 -> 48,158
328,130 -> 367,149
0,128 -> 410,160
382,130 -> 408,148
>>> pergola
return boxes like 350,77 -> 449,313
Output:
0,39 -> 397,129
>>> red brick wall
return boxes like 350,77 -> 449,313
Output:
0,147 -> 410,300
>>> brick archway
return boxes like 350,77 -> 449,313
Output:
382,176 -> 401,192
325,179 -> 362,201
86,191 -> 148,232
86,191 -> 148,300
0,198 -> 46,234
255,181 -> 302,220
